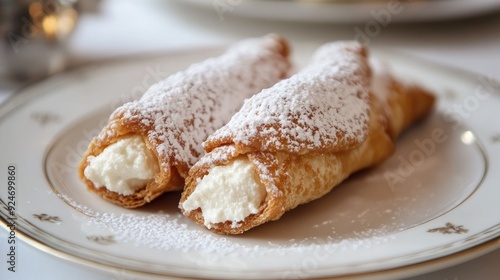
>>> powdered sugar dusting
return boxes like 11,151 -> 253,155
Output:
105,35 -> 289,173
205,41 -> 370,154
57,193 -> 99,217
87,211 -> 395,256
197,145 -> 237,167
56,194 -> 395,259
89,212 -> 246,253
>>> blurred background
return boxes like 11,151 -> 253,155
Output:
1,0 -> 500,279
1,0 -> 500,87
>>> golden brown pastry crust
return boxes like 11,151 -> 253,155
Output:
203,42 -> 372,156
79,35 -> 291,208
180,43 -> 435,234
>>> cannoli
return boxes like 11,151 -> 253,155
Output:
78,35 -> 291,208
180,41 -> 435,234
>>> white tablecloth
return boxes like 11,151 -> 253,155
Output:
1,0 -> 499,279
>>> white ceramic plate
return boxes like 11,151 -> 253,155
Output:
1,46 -> 500,280
181,0 -> 500,23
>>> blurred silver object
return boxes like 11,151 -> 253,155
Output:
0,0 -> 79,81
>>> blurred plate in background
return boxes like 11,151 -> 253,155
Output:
179,0 -> 500,23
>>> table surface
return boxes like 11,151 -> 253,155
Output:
1,0 -> 500,279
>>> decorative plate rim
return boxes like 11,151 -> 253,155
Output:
0,46 -> 499,279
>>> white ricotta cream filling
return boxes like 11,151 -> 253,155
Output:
182,157 -> 266,228
84,135 -> 159,196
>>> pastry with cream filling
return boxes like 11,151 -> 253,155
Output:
180,41 -> 435,234
78,35 -> 291,208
